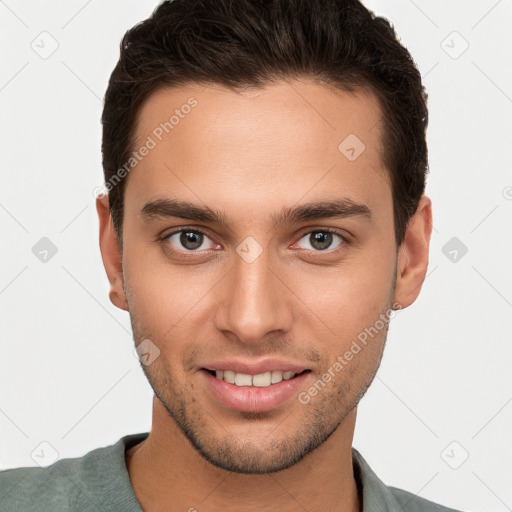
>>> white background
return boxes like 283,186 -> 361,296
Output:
0,1 -> 511,511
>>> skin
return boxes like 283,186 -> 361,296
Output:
96,79 -> 432,512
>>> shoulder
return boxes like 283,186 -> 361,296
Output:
0,456 -> 93,512
352,448 -> 464,512
0,433 -> 148,512
387,486 -> 464,512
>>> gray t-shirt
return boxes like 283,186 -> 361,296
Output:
0,432 -> 462,511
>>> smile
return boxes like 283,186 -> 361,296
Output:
200,367 -> 312,412
206,369 -> 308,387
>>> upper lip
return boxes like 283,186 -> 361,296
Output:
200,358 -> 310,375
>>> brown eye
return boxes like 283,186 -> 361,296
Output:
163,229 -> 217,252
296,230 -> 344,252
179,231 -> 203,250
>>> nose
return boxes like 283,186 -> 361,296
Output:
214,246 -> 294,345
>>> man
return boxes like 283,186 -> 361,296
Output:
0,0 -> 463,510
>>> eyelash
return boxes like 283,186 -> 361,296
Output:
158,227 -> 349,260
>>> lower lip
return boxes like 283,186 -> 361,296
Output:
201,370 -> 310,412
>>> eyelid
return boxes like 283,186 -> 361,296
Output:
162,226 -> 213,239
294,226 -> 349,240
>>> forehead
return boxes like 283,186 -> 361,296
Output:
134,80 -> 384,157
126,80 -> 391,224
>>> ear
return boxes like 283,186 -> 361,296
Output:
393,195 -> 433,309
96,194 -> 128,311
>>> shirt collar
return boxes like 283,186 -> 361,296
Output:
352,447 -> 404,511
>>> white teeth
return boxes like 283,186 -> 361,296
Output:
223,370 -> 235,384
252,371 -> 271,387
212,369 -> 299,387
234,373 -> 252,386
271,370 -> 283,384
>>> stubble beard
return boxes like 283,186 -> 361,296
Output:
124,265 -> 396,474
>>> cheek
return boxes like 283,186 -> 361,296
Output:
125,240 -> 195,307
289,254 -> 395,341
123,247 -> 217,348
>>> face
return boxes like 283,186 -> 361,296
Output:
102,80 -> 425,474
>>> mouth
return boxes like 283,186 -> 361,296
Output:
203,368 -> 311,387
199,363 -> 312,412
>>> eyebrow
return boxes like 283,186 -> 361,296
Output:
140,197 -> 372,227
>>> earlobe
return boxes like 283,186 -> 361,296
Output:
96,194 -> 128,311
393,195 -> 433,309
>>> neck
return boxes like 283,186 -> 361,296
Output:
126,396 -> 360,512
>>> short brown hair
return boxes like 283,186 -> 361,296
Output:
101,0 -> 428,248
